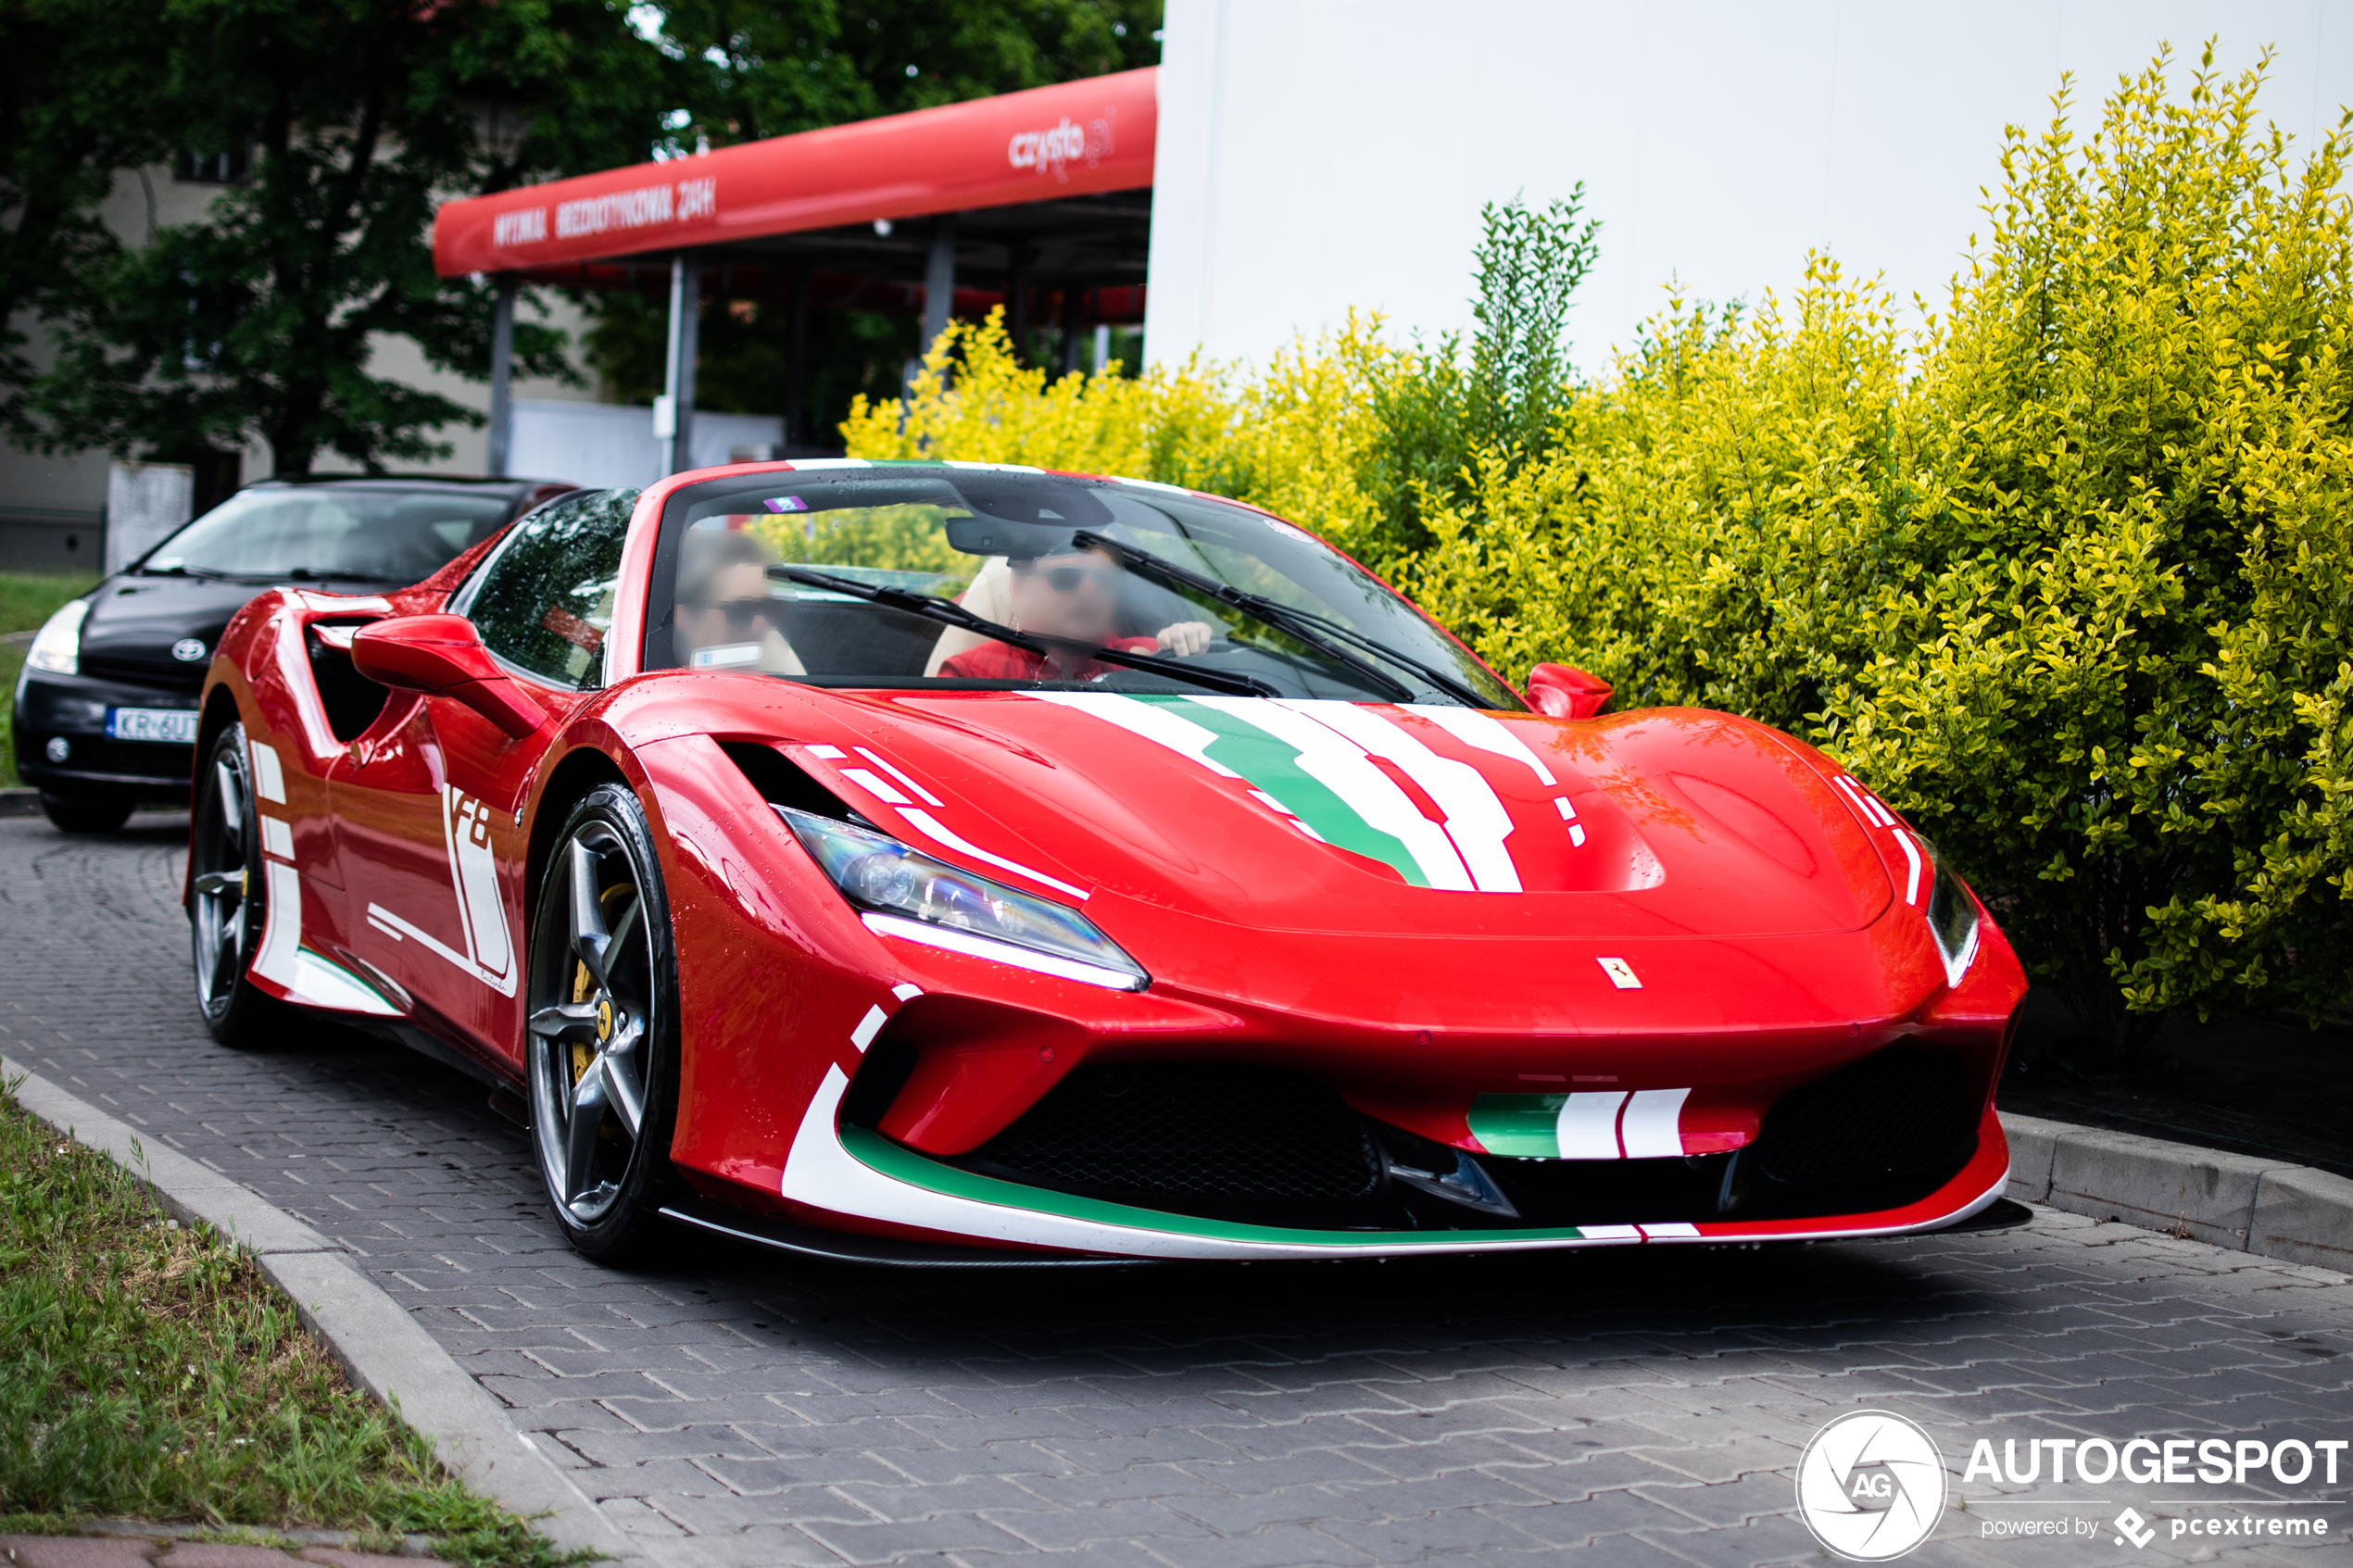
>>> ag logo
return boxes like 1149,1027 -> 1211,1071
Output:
1795,1411 -> 1947,1561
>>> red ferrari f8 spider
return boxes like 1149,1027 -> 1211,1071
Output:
185,462 -> 2028,1264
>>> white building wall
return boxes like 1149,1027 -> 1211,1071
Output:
508,400 -> 785,492
1146,1 -> 2353,370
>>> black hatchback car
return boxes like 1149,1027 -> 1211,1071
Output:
14,475 -> 573,831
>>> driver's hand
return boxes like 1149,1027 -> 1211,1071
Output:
1155,621 -> 1214,658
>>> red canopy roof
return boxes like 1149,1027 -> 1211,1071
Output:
434,69 -> 1157,279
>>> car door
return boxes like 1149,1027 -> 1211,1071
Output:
327,490 -> 634,1071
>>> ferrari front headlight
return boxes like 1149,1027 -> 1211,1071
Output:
26,598 -> 89,675
777,806 -> 1147,991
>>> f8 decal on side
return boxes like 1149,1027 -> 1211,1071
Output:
364,785 -> 519,996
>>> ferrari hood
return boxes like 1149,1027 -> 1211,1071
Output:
669,684 -> 1894,944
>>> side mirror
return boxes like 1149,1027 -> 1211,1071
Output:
350,615 -> 544,739
1526,662 -> 1613,720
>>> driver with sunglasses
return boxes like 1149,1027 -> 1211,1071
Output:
937,543 -> 1213,682
673,526 -> 807,674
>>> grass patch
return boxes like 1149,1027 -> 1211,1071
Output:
0,572 -> 98,790
0,572 -> 96,636
0,1078 -> 588,1566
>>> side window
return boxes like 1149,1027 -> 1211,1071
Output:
463,489 -> 637,688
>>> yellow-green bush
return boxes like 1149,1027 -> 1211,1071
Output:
847,46 -> 2353,1050
841,307 -> 1401,569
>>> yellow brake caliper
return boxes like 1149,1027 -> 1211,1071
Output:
568,884 -> 635,1088
570,960 -> 594,1085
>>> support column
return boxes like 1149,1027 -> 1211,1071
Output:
921,215 -> 958,356
1061,284 -> 1085,373
661,250 -> 700,475
784,268 -> 810,448
1004,245 -> 1030,366
485,276 -> 517,477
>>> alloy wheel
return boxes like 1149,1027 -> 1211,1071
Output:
529,822 -> 656,1226
191,742 -> 255,1015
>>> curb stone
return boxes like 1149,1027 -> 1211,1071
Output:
1,1054 -> 664,1568
2003,1110 -> 2353,1269
0,789 -> 40,818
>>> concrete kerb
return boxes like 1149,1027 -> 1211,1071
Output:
0,1053 -> 664,1568
2003,1110 -> 2353,1271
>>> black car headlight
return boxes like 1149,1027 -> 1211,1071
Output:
777,806 -> 1147,991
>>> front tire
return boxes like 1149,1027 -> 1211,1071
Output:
525,784 -> 681,1262
43,790 -> 133,833
189,722 -> 283,1047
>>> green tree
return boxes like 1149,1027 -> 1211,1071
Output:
19,0 -> 676,473
660,0 -> 1160,144
0,0 -> 178,427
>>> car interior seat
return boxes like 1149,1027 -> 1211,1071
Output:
923,556 -> 1014,674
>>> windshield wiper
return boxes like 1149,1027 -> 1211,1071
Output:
765,565 -> 1280,697
1070,532 -> 1492,709
138,562 -> 241,582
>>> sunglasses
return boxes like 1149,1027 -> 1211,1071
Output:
707,599 -> 776,633
1038,565 -> 1118,593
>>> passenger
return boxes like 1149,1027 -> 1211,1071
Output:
673,527 -> 806,674
937,543 -> 1213,682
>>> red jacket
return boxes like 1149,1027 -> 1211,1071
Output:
937,634 -> 1157,683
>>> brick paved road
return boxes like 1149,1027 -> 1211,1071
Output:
6,811 -> 2353,1567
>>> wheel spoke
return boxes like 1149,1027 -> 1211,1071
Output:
604,895 -> 644,984
215,759 -> 245,850
527,1002 -> 600,1041
194,903 -> 218,995
562,1059 -> 610,1205
603,1042 -> 644,1138
568,839 -> 611,989
211,930 -> 239,998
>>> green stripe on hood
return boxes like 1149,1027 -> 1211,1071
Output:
1129,695 -> 1430,885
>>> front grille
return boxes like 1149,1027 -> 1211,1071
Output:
78,656 -> 203,693
934,1051 -> 1979,1233
1749,1049 -> 1972,1188
969,1062 -> 1383,1206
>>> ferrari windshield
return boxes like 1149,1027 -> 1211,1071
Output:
142,485 -> 513,583
646,467 -> 1522,709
